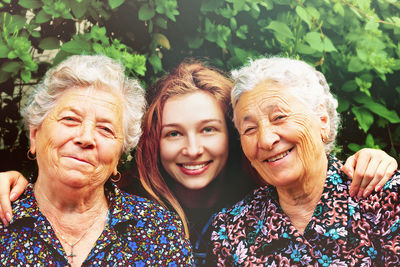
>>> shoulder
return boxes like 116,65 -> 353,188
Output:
213,185 -> 272,225
110,186 -> 184,229
359,170 -> 400,208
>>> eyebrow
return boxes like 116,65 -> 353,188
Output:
161,119 -> 223,129
61,106 -> 115,124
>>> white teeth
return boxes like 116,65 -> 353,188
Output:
266,150 -> 290,162
182,163 -> 207,170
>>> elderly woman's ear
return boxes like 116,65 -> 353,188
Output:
319,110 -> 330,143
28,126 -> 38,155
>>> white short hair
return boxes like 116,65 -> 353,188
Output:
231,57 -> 340,153
23,55 -> 146,153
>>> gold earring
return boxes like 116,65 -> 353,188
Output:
111,171 -> 121,183
27,150 -> 36,160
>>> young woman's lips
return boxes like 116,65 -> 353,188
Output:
177,161 -> 212,175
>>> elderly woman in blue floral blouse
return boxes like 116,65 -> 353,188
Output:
0,55 -> 192,266
209,57 -> 400,265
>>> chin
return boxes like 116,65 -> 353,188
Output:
182,179 -> 213,191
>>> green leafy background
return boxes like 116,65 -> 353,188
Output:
1,0 -> 399,174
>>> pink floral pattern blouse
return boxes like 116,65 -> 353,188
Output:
209,156 -> 400,266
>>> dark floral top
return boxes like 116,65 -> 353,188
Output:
209,155 -> 400,266
0,183 -> 193,266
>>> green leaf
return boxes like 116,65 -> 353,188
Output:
1,61 -> 21,72
38,37 -> 60,50
296,6 -> 312,29
155,17 -> 168,29
153,33 -> 170,50
266,21 -> 294,40
333,3 -> 344,16
365,134 -> 375,147
4,14 -> 26,31
236,25 -> 248,40
337,98 -> 350,113
296,43 -> 315,55
0,71 -> 11,83
341,80 -> 357,92
304,32 -> 324,52
70,0 -> 89,18
35,10 -> 52,23
108,0 -> 125,9
348,143 -> 362,152
351,106 -> 374,132
149,53 -> 162,74
138,4 -> 155,21
363,102 -> 400,123
200,0 -> 224,13
0,44 -> 9,58
20,69 -> 31,82
348,57 -> 365,72
61,39 -> 91,54
323,36 -> 336,52
18,0 -> 41,9
185,36 -> 204,49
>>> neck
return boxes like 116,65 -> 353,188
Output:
277,154 -> 328,234
173,178 -> 223,209
34,178 -> 109,267
34,177 -> 109,236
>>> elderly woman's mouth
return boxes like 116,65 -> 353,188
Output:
264,148 -> 294,163
65,156 -> 93,166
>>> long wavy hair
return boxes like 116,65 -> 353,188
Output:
135,60 -> 233,238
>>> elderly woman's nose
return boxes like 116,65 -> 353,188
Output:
74,122 -> 95,148
182,135 -> 204,157
257,124 -> 279,150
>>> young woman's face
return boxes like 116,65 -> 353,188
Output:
159,91 -> 229,190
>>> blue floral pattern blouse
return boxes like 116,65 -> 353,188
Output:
209,155 -> 400,266
0,183 -> 193,266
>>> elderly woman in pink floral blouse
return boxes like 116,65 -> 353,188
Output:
209,57 -> 400,266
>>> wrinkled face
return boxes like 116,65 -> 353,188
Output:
30,87 -> 124,189
234,81 -> 329,188
160,91 -> 229,190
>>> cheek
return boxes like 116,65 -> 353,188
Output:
240,136 -> 257,160
159,140 -> 179,164
289,116 -> 322,163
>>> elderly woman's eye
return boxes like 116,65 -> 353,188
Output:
99,126 -> 114,135
61,116 -> 78,123
273,115 -> 287,121
243,127 -> 256,135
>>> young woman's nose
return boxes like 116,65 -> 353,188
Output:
182,135 -> 204,157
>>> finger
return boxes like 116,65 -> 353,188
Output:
356,156 -> 379,198
343,155 -> 359,197
10,174 -> 28,201
374,160 -> 397,192
342,155 -> 355,178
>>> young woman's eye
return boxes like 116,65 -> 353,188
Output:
167,131 -> 181,137
203,127 -> 216,133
